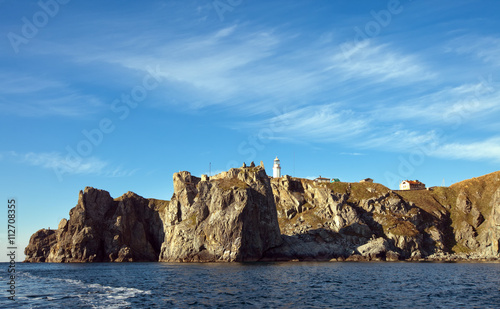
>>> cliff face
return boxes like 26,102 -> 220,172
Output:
159,166 -> 282,262
25,188 -> 165,262
24,229 -> 57,262
266,172 -> 500,261
25,165 -> 282,263
266,176 -> 446,261
25,168 -> 500,262
449,172 -> 500,257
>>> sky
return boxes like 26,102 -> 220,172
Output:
0,0 -> 499,261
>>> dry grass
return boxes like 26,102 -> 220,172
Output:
348,183 -> 391,201
398,190 -> 450,217
215,177 -> 249,191
444,171 -> 500,242
148,199 -> 170,213
325,182 -> 350,193
374,213 -> 419,237
450,170 -> 500,215
277,206 -> 325,231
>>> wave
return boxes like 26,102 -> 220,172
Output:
16,271 -> 151,308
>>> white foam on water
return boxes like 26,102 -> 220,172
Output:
18,271 -> 152,307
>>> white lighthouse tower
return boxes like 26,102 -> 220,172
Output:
273,156 -> 281,178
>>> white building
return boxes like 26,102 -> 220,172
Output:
273,156 -> 281,178
314,176 -> 330,183
399,180 -> 426,190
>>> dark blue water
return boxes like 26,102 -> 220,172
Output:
1,262 -> 500,308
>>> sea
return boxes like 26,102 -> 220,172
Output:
1,262 -> 500,308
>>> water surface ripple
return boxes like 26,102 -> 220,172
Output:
2,262 -> 500,308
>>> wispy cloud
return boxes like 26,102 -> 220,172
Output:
4,6 -> 498,169
255,103 -> 370,143
372,77 -> 499,126
23,152 -> 107,175
431,137 -> 500,162
3,151 -> 138,178
0,73 -> 104,117
359,129 -> 441,153
28,20 -> 438,116
329,40 -> 436,84
446,36 -> 500,67
340,152 -> 366,156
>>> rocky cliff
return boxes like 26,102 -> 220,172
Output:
25,188 -> 166,262
266,176 -> 446,261
25,165 -> 282,263
25,167 -> 500,262
265,171 -> 500,261
159,165 -> 281,262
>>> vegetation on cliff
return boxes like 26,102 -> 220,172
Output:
25,168 -> 500,263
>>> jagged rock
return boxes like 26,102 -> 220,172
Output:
270,177 -> 434,260
456,191 -> 472,214
478,187 -> 500,255
357,238 -> 390,260
24,229 -> 57,262
386,250 -> 400,261
40,187 -> 165,262
159,166 -> 282,262
24,169 -> 500,263
58,218 -> 67,230
340,223 -> 372,238
345,254 -> 368,262
262,234 -> 345,261
471,207 -> 484,228
455,221 -> 479,251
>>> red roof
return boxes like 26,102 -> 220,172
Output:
405,180 -> 424,185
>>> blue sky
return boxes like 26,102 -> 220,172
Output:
1,0 -> 500,261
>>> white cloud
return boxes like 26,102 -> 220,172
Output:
255,103 -> 370,143
340,152 -> 365,156
329,40 -> 435,84
431,137 -> 500,162
22,152 -> 108,175
372,77 -> 500,126
34,22 -> 437,115
360,129 -> 442,152
447,36 -> 500,67
0,74 -> 65,95
3,152 -> 137,178
214,25 -> 238,38
0,73 -> 104,117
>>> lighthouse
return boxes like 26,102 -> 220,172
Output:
273,156 -> 281,178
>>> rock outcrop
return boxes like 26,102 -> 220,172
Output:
159,166 -> 282,262
266,171 -> 500,261
264,176 -> 438,261
25,187 -> 165,262
24,229 -> 57,262
25,168 -> 500,263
